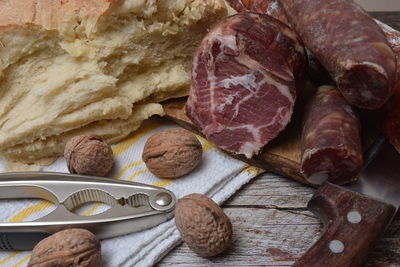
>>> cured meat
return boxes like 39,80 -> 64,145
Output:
385,87 -> 400,153
378,21 -> 400,153
225,0 -> 288,24
223,0 -> 337,85
224,0 -> 247,12
186,13 -> 307,158
279,0 -> 397,110
226,1 -> 399,89
301,85 -> 363,185
386,86 -> 400,153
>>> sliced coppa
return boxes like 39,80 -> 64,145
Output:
186,13 -> 307,158
301,85 -> 363,185
279,0 -> 397,110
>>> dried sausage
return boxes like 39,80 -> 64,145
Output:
378,21 -> 400,152
301,85 -> 363,185
279,0 -> 397,109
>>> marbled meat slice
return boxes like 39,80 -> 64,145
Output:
301,85 -> 363,185
186,13 -> 307,158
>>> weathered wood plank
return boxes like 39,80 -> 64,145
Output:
224,175 -> 314,209
159,208 -> 321,266
158,173 -> 400,266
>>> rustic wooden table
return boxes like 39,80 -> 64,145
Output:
158,13 -> 400,267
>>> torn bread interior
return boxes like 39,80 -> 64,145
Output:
0,0 -> 227,164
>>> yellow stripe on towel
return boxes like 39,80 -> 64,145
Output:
152,178 -> 174,188
127,169 -> 150,182
0,252 -> 20,265
83,203 -> 104,216
12,255 -> 30,267
9,201 -> 53,223
115,160 -> 144,180
112,120 -> 165,156
201,140 -> 214,152
243,165 -> 264,176
196,136 -> 215,152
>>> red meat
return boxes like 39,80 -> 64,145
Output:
279,0 -> 397,110
301,85 -> 363,185
186,13 -> 307,158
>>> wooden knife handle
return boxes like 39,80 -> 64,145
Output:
294,182 -> 396,267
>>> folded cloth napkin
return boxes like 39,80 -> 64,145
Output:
0,118 -> 264,267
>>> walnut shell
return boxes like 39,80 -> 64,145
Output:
142,128 -> 202,178
64,134 -> 113,177
175,193 -> 232,257
28,228 -> 101,267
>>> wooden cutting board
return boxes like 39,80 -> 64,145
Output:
161,86 -> 381,187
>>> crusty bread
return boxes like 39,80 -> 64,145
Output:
0,0 -> 227,164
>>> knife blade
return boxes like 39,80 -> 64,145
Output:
294,136 -> 399,267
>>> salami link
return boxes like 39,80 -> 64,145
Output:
378,21 -> 400,153
186,13 -> 307,158
279,0 -> 397,110
301,85 -> 363,185
385,87 -> 400,153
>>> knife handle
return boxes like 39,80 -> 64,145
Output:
294,182 -> 396,267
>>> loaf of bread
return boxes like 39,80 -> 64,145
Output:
0,0 -> 227,164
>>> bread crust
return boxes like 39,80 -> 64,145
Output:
0,0 -> 116,30
0,0 -> 227,34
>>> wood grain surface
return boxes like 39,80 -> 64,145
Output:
158,12 -> 400,267
158,173 -> 400,266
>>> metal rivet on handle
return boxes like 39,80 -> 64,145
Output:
347,211 -> 362,224
329,240 -> 344,254
155,192 -> 172,206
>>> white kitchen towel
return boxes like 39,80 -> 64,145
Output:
0,118 -> 264,267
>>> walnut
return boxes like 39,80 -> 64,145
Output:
64,134 -> 113,177
175,193 -> 232,257
28,228 -> 101,267
142,128 -> 202,178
